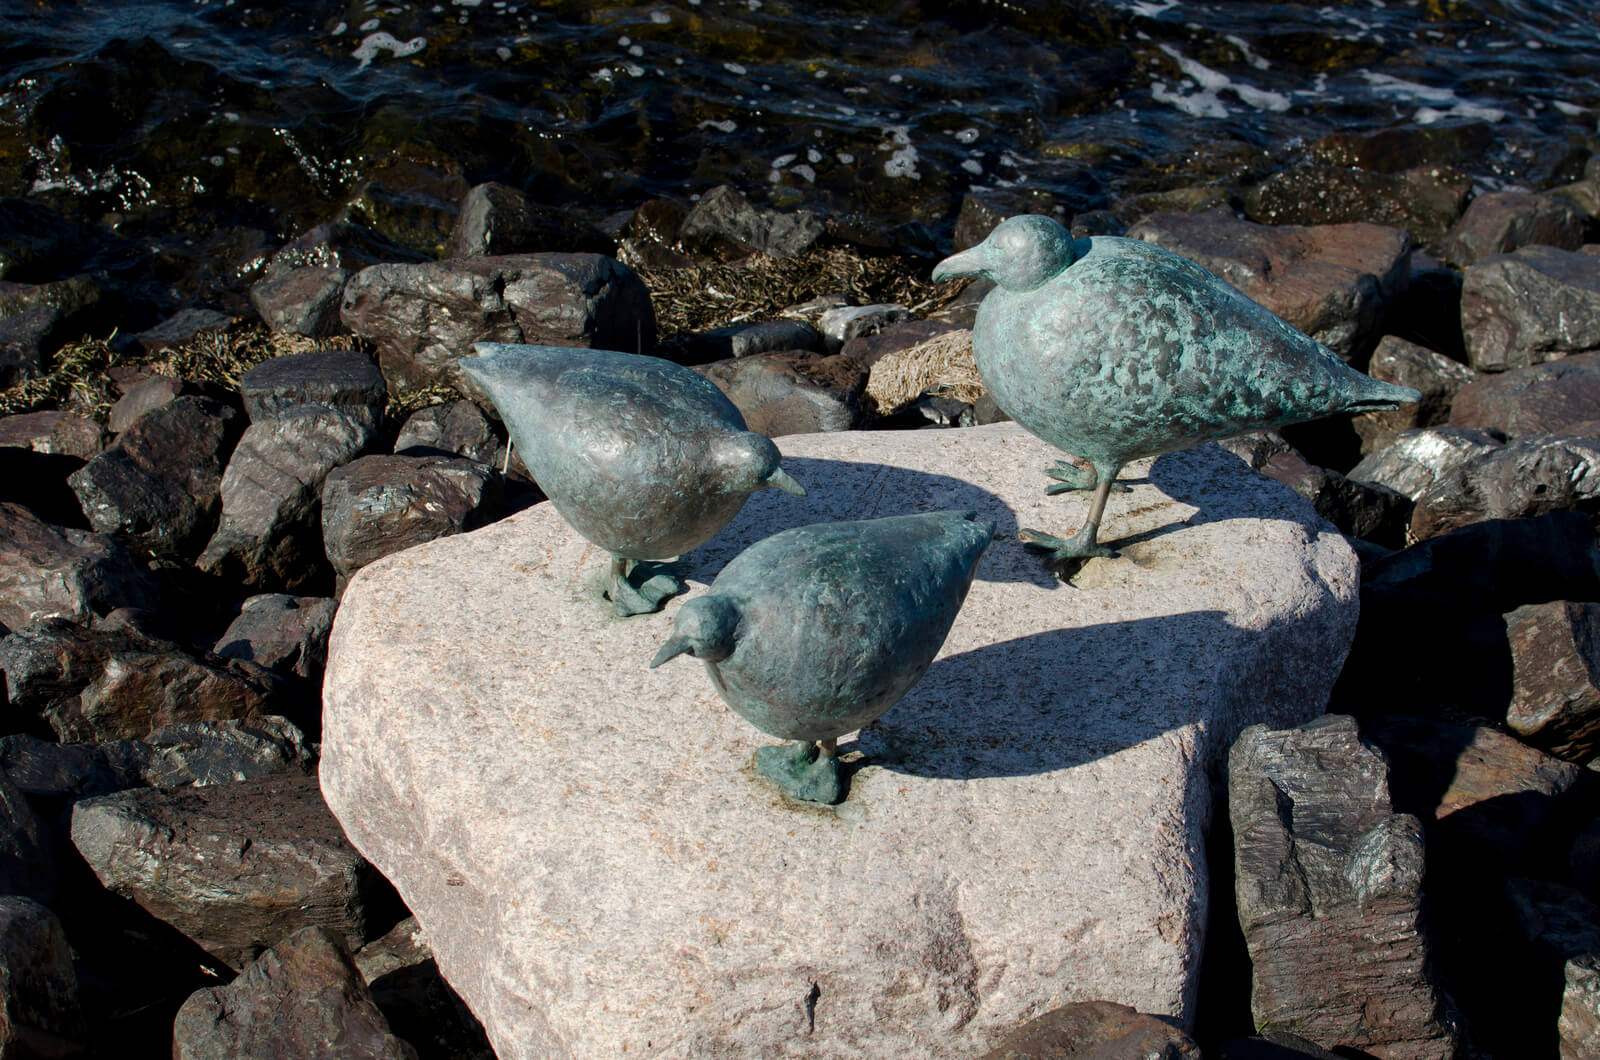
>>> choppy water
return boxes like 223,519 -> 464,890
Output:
3,0 -> 1599,269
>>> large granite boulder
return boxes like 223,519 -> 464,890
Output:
340,253 -> 656,392
1126,211 -> 1410,361
321,423 -> 1361,1059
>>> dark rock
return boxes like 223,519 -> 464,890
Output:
976,999 -> 1200,1059
952,194 -> 1005,254
238,350 -> 387,430
198,407 -> 379,594
1504,601 -> 1600,762
0,410 -> 107,459
1348,426 -> 1505,500
172,926 -> 417,1060
214,595 -> 337,684
444,181 -> 615,259
1258,449 -> 1413,548
1351,336 -> 1478,454
127,307 -> 232,355
0,733 -> 145,801
658,319 -> 821,365
341,253 -> 657,392
0,275 -> 105,387
1215,430 -> 1295,471
1409,435 -> 1600,540
1069,210 -> 1126,239
1393,249 -> 1467,362
250,266 -> 350,338
1217,1032 -> 1343,1060
340,158 -> 468,261
1361,715 -> 1588,871
1310,122 -> 1496,173
0,896 -> 87,1057
818,303 -> 912,354
0,775 -> 56,905
839,319 -> 966,370
678,184 -> 824,260
0,197 -> 80,282
1126,211 -> 1410,362
320,455 -> 501,581
1450,352 -> 1600,437
1440,191 -> 1586,268
354,918 -> 495,1060
70,774 -> 391,970
68,395 -> 243,556
392,401 -> 501,464
139,715 -> 314,788
694,351 -> 868,437
1460,246 -> 1600,372
108,376 -> 183,434
1244,163 -> 1470,246
0,504 -> 160,630
1563,952 -> 1600,1059
620,197 -> 689,250
877,393 -> 976,429
1229,715 -> 1455,1057
263,221 -> 428,281
1550,179 -> 1600,230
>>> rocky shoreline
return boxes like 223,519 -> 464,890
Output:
5,121 -> 1600,1057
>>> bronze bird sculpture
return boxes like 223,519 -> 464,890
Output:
651,510 -> 994,804
932,214 -> 1421,559
461,343 -> 806,616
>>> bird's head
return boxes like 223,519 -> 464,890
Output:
650,594 -> 741,667
713,433 -> 807,498
931,214 -> 1077,292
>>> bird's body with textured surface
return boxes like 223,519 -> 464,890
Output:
461,343 -> 806,616
933,214 -> 1421,560
651,509 -> 994,804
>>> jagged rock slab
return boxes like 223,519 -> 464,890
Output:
321,423 -> 1360,1060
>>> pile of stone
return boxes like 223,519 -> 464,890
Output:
3,121 -> 1600,1057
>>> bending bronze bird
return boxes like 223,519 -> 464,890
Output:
932,214 -> 1421,560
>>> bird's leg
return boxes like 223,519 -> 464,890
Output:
1043,460 -> 1131,496
604,555 -> 684,617
1021,475 -> 1118,560
754,740 -> 843,805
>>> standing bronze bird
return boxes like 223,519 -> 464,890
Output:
932,214 -> 1421,560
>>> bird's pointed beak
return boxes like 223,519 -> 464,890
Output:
764,467 -> 807,496
932,245 -> 986,283
650,636 -> 693,668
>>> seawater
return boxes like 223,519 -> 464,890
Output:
2,0 -> 1599,243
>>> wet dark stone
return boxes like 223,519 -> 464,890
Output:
1126,210 -> 1410,362
1258,448 -> 1413,548
354,918 -> 495,1060
198,407 -> 380,594
320,454 -> 501,581
67,395 -> 243,557
1243,163 -> 1470,247
0,775 -> 57,905
694,350 -> 869,437
70,774 -> 394,971
1230,715 -> 1455,1057
445,181 -> 616,259
976,999 -> 1200,1059
1440,191 -> 1586,268
173,926 -> 417,1060
214,595 -> 337,684
1348,426 -> 1505,501
1460,246 -> 1600,372
0,895 -> 87,1057
1505,601 -> 1600,763
127,307 -> 233,355
1450,352 -> 1600,437
238,350 -> 387,430
951,193 -> 1005,254
1310,122 -> 1496,173
818,303 -> 911,354
263,221 -> 429,280
657,318 -> 821,365
0,275 -> 107,387
0,733 -> 145,801
392,401 -> 500,464
1351,335 -> 1478,454
0,503 -> 161,631
678,184 -> 824,261
250,265 -> 350,338
341,253 -> 657,392
0,409 -> 107,459
339,158 -> 469,261
0,197 -> 82,282
1409,435 -> 1600,540
839,318 -> 966,370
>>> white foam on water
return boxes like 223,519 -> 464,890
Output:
962,158 -> 983,175
651,10 -> 670,23
771,153 -> 796,167
699,119 -> 737,132
1225,33 -> 1270,70
1554,100 -> 1590,116
791,164 -> 816,183
724,62 -> 747,75
881,125 -> 920,179
955,127 -> 980,143
352,31 -> 427,71
1124,0 -> 1179,17
1151,44 -> 1290,118
836,152 -> 855,164
1360,70 -> 1505,123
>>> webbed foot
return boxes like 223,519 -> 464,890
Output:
1020,524 -> 1116,561
755,740 -> 842,804
606,558 -> 684,617
1043,461 -> 1130,496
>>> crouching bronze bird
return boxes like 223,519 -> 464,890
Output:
461,343 -> 806,616
932,214 -> 1421,560
651,510 -> 994,804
